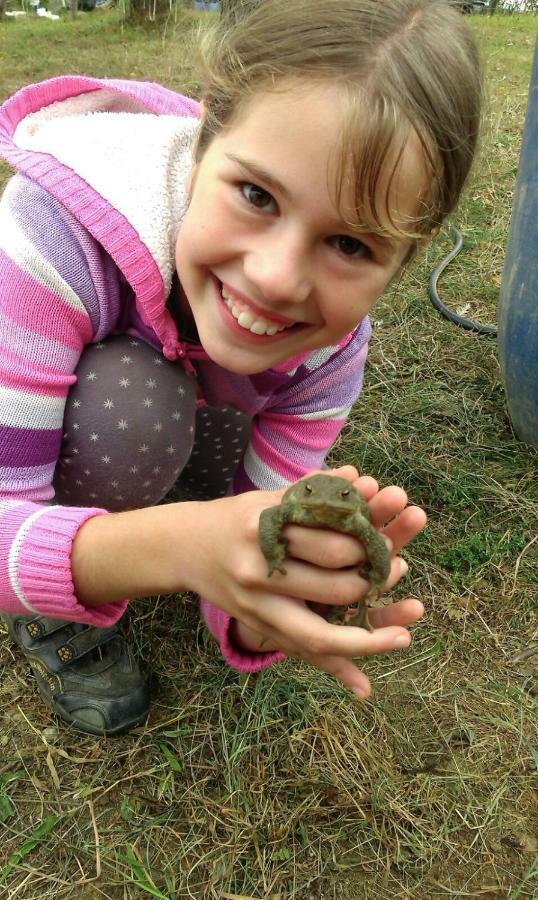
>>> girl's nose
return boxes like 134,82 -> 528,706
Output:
243,231 -> 312,305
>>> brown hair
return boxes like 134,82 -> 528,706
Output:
195,0 -> 482,242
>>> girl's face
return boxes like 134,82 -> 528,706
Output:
175,82 -> 426,375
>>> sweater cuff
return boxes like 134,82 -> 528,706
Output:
17,506 -> 128,627
200,596 -> 286,673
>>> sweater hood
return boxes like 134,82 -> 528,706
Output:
0,76 -> 200,360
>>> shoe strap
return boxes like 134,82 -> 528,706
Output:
55,625 -> 120,665
25,617 -> 83,641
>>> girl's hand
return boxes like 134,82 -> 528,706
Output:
177,466 -> 426,699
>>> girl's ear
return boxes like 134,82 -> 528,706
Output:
403,225 -> 440,268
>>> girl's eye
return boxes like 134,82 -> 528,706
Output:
241,182 -> 274,210
331,235 -> 368,258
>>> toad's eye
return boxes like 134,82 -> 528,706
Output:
341,489 -> 350,498
241,183 -> 274,210
304,483 -> 313,494
331,235 -> 368,258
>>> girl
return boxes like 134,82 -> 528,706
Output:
0,0 -> 481,735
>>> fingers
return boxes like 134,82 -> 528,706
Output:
265,556 -> 378,605
381,505 -> 427,555
368,597 -> 424,628
258,594 -> 412,659
304,653 -> 373,698
283,523 -> 388,569
268,536 -> 416,604
364,485 -> 408,527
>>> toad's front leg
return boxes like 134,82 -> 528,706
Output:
342,515 -> 391,630
259,507 -> 289,576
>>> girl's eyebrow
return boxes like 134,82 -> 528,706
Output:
225,153 -> 292,201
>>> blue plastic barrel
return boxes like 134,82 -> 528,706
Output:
498,38 -> 538,448
194,1 -> 221,10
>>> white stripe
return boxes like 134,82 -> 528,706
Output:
0,190 -> 88,315
299,404 -> 351,421
303,345 -> 340,370
243,444 -> 290,490
0,500 -> 26,514
0,384 -> 65,429
8,506 -> 52,614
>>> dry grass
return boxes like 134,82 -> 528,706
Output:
0,8 -> 537,899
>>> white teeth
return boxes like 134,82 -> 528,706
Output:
237,310 -> 256,329
221,290 -> 295,336
250,319 -> 270,335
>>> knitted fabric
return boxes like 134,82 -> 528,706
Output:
0,77 -> 371,671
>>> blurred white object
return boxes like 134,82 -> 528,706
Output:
36,6 -> 61,16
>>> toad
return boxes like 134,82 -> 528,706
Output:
259,474 -> 391,630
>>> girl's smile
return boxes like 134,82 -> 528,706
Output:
175,82 -> 427,374
218,279 -> 299,337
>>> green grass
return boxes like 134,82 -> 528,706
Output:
1,8 -> 537,899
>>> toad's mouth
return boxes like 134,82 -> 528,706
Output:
220,282 -> 302,337
300,502 -> 350,514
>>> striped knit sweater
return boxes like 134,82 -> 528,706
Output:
0,77 -> 371,672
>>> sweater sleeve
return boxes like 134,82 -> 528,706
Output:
200,326 -> 371,670
0,175 -> 127,625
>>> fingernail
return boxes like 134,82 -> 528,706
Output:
399,559 -> 409,576
394,634 -> 411,649
352,686 -> 368,699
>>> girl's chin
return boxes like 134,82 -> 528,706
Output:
200,334 -> 294,375
197,317 -> 312,374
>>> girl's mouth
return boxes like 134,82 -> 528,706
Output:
218,281 -> 300,338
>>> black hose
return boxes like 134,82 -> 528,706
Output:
427,229 -> 498,336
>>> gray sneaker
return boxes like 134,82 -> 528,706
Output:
2,614 -> 150,736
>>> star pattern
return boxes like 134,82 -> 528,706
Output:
55,338 -> 250,511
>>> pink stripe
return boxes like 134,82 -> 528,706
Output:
0,344 -> 76,384
250,418 -> 344,481
0,249 -> 92,348
16,505 -> 128,626
0,501 -> 37,608
271,351 -> 312,374
249,429 -> 304,480
0,345 -> 75,396
0,368 -> 74,397
259,414 -> 345,450
0,500 -> 36,525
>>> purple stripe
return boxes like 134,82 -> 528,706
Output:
0,425 -> 61,465
7,177 -> 114,335
9,176 -> 99,333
